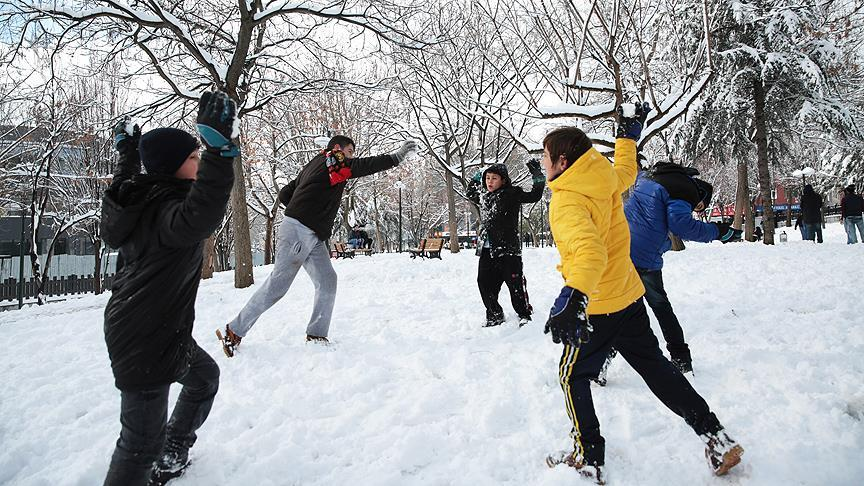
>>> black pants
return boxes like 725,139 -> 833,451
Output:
104,343 -> 220,486
638,268 -> 691,365
477,249 -> 532,320
557,299 -> 721,466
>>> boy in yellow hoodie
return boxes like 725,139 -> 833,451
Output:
540,104 -> 743,484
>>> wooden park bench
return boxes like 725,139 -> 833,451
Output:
329,242 -> 355,259
353,247 -> 374,256
408,238 -> 444,260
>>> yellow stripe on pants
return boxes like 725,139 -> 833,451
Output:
558,343 -> 584,457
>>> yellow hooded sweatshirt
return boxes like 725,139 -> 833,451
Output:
548,138 -> 645,315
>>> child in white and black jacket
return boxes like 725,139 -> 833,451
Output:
466,160 -> 545,327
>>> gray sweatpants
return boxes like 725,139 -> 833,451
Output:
227,217 -> 337,338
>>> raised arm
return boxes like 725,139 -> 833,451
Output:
349,140 -> 418,179
518,159 -> 546,203
159,91 -> 238,246
108,119 -> 142,191
465,171 -> 482,205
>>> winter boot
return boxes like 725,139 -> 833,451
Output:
483,312 -> 505,328
215,325 -> 242,358
701,430 -> 744,476
306,335 -> 330,344
518,315 -> 531,328
592,348 -> 617,387
149,447 -> 190,486
545,450 -> 606,485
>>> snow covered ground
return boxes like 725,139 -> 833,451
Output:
2,223 -> 863,486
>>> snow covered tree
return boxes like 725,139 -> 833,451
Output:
4,0 -> 431,287
682,0 -> 858,245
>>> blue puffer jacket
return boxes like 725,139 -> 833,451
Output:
624,172 -> 719,270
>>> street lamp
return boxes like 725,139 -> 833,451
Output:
792,167 -> 816,185
394,179 -> 405,252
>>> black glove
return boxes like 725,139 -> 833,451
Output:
196,91 -> 240,157
113,118 -> 141,154
544,287 -> 591,346
714,222 -> 743,243
526,159 -> 541,173
616,101 -> 651,140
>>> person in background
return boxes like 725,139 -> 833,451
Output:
799,184 -> 823,243
841,184 -> 864,244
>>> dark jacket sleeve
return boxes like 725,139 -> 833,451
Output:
279,178 -> 297,207
667,199 -> 718,242
108,149 -> 142,192
348,154 -> 398,179
158,151 -> 235,247
517,171 -> 545,203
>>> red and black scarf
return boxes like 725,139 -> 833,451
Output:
325,149 -> 352,186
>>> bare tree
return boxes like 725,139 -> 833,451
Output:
5,0 -> 432,287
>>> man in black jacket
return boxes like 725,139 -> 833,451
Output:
800,184 -> 823,243
218,136 -> 417,354
101,91 -> 237,485
466,161 -> 545,327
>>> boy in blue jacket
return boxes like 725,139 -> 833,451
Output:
622,163 -> 741,374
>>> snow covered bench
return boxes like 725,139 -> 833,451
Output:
408,238 -> 443,259
330,242 -> 355,259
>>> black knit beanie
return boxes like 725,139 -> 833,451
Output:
138,128 -> 200,175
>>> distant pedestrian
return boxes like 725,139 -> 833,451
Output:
841,184 -> 864,244
799,184 -> 823,243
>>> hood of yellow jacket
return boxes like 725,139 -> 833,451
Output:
548,146 -> 616,198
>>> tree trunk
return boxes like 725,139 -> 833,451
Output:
93,238 -> 102,295
733,160 -> 748,231
230,151 -> 255,287
264,216 -> 274,265
753,78 -> 775,245
445,169 -> 459,253
201,234 -> 216,279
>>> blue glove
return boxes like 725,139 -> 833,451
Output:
113,118 -> 141,154
616,102 -> 651,140
714,222 -> 743,243
544,287 -> 591,345
472,171 -> 483,183
196,91 -> 240,158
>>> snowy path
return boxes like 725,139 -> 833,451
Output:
2,223 -> 863,485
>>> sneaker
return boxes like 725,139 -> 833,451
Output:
546,451 -> 605,485
149,449 -> 190,486
701,430 -> 744,476
306,335 -> 330,344
215,325 -> 242,358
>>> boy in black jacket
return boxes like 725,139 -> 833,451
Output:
101,91 -> 237,486
218,136 -> 417,354
466,160 -> 545,327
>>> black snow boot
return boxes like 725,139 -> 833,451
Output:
149,443 -> 191,485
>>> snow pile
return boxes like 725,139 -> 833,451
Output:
1,223 -> 863,485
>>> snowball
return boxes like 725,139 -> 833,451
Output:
621,103 -> 636,118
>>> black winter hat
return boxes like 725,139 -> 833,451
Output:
483,164 -> 511,185
845,184 -> 856,195
139,128 -> 199,175
693,177 -> 713,207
